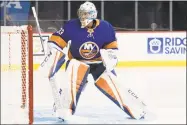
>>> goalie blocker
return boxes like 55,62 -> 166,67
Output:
55,56 -> 146,120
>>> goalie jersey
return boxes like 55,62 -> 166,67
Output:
48,19 -> 118,63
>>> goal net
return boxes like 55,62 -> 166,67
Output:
1,25 -> 33,124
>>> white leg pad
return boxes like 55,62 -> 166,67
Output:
59,59 -> 90,115
96,71 -> 147,119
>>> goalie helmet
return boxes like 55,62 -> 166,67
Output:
78,1 -> 98,28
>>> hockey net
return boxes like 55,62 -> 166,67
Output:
1,25 -> 33,124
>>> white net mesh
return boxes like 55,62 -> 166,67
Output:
1,26 -> 33,124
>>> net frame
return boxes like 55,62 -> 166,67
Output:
1,25 -> 33,124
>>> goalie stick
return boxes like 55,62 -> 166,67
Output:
32,7 -> 45,55
32,6 -> 71,68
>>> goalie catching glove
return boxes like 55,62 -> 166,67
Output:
100,49 -> 118,71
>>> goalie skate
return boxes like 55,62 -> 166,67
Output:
55,108 -> 72,121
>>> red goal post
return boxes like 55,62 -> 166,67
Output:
1,25 -> 33,124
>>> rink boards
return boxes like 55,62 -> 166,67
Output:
1,31 -> 186,71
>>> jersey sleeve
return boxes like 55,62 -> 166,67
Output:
103,23 -> 118,50
48,23 -> 70,50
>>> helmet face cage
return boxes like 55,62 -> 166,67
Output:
77,2 -> 98,28
78,9 -> 97,21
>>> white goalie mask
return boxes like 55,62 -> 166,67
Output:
78,1 -> 98,28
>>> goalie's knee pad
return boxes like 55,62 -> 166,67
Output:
61,59 -> 90,114
95,71 -> 146,120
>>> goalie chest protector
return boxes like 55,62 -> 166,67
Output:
50,18 -> 117,62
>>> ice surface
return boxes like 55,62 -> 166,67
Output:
1,67 -> 186,124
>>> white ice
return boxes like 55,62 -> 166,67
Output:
1,67 -> 186,124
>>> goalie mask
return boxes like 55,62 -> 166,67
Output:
78,2 -> 97,28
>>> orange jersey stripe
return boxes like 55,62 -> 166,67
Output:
49,35 -> 67,49
104,41 -> 118,49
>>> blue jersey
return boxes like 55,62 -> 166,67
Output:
48,19 -> 118,63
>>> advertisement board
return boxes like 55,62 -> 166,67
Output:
1,32 -> 186,71
116,32 -> 186,61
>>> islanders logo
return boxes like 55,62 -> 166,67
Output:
79,41 -> 99,59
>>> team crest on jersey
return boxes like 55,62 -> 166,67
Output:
79,41 -> 99,59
